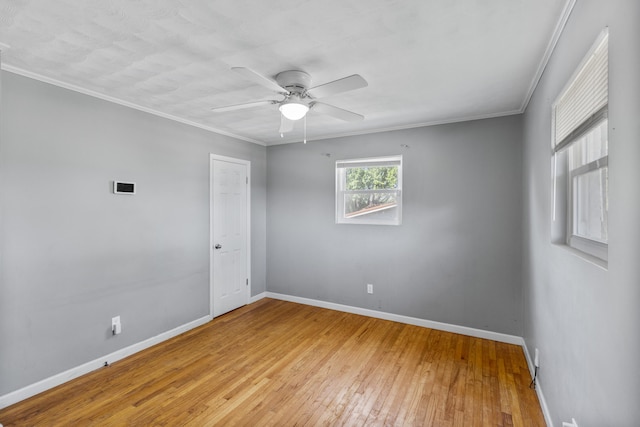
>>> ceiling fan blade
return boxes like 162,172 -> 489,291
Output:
232,67 -> 286,93
279,115 -> 295,133
311,102 -> 364,122
211,100 -> 274,113
306,74 -> 368,99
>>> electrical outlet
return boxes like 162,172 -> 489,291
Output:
367,284 -> 373,294
112,316 -> 122,335
534,348 -> 540,368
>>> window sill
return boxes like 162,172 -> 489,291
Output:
552,243 -> 608,270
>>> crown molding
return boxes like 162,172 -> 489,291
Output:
2,0 -> 577,148
0,64 -> 267,146
519,0 -> 577,113
268,109 -> 523,146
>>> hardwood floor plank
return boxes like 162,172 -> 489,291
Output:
0,299 -> 545,426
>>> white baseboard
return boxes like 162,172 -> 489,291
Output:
1,295 -> 539,415
0,315 -> 212,410
264,292 -> 524,346
249,291 -> 267,304
522,341 -> 553,427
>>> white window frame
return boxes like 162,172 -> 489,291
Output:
565,112 -> 608,261
552,29 -> 609,264
336,155 -> 402,226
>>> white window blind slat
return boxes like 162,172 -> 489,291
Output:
554,32 -> 608,146
336,157 -> 401,168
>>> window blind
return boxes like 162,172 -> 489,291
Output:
336,156 -> 401,169
554,31 -> 608,148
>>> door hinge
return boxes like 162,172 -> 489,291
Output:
246,176 -> 248,184
246,278 -> 249,286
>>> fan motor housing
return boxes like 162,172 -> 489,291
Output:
275,70 -> 311,93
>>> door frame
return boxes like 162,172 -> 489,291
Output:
209,153 -> 251,317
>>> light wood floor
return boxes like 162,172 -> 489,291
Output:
0,298 -> 545,426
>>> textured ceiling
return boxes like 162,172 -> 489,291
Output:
0,0 -> 569,145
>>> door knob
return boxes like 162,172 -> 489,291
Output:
214,244 -> 222,249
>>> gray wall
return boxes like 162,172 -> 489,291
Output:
267,116 -> 524,335
0,71 -> 267,395
522,0 -> 640,425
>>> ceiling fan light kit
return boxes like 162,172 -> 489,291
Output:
279,95 -> 309,121
212,67 -> 368,139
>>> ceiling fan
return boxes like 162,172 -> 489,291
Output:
211,67 -> 368,134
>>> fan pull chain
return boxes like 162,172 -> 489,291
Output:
303,115 -> 307,144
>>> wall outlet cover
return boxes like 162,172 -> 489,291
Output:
112,316 -> 122,335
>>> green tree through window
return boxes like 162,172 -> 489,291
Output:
345,166 -> 398,215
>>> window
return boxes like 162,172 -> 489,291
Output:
336,155 -> 402,225
552,30 -> 608,263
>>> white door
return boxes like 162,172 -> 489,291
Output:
211,155 -> 250,317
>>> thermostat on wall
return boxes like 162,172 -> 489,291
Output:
113,181 -> 136,194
